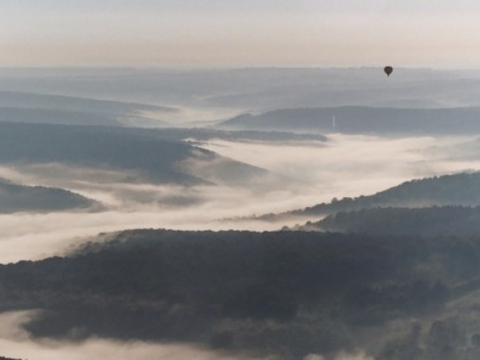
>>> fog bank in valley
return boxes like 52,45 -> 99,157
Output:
0,312 -> 256,360
0,134 -> 477,263
0,311 -> 374,360
4,59 -> 480,360
202,134 -> 476,203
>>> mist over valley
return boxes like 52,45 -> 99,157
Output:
2,68 -> 480,359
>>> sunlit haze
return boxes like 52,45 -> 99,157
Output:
3,2 -> 480,359
2,0 -> 480,68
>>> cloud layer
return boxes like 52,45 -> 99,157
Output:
0,134 -> 477,263
0,311 -> 374,360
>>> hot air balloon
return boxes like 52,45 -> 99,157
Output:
384,66 -> 393,77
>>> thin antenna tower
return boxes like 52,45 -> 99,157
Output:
332,115 -> 336,132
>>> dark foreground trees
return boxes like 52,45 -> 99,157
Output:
0,229 -> 479,359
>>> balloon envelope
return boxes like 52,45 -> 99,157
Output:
384,66 -> 393,76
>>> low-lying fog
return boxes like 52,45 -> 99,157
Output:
0,135 -> 472,356
0,311 -> 257,360
0,134 -> 477,264
0,311 -> 373,360
4,67 -> 480,360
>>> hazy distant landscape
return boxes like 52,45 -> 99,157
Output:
220,106 -> 480,135
6,0 -> 480,358
3,67 -> 480,360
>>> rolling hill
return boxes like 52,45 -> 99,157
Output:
219,106 -> 480,135
0,178 -> 100,213
291,172 -> 480,217
0,122 -> 275,187
0,91 -> 175,115
1,228 -> 480,359
0,91 -> 175,127
306,206 -> 480,236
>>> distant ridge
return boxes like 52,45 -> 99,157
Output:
294,172 -> 480,216
0,122 -> 277,187
306,206 -> 480,236
251,172 -> 480,222
0,90 -> 176,114
0,177 -> 101,214
218,106 -> 480,135
0,107 -> 123,127
0,91 -> 175,127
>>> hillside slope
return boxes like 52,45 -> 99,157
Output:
0,122 -> 274,187
292,172 -> 480,217
1,229 -> 480,359
309,206 -> 480,236
219,106 -> 480,135
0,178 -> 100,213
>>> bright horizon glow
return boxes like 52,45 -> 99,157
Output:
2,1 -> 480,68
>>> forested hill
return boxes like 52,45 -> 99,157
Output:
291,172 -> 480,217
0,122 -> 271,186
0,107 -> 123,127
0,90 -> 175,115
147,127 -> 328,144
308,206 -> 480,236
2,229 -> 480,359
0,178 -> 100,213
0,121 -> 204,184
0,90 -> 175,127
219,106 -> 480,135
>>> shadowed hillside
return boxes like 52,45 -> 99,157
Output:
0,178 -> 100,213
0,91 -> 175,127
0,122 -> 273,186
289,172 -> 480,217
0,91 -> 175,115
2,229 -> 480,359
304,206 -> 480,236
219,106 -> 480,135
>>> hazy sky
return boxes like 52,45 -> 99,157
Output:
2,0 -> 480,68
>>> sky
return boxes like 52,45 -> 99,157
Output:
2,0 -> 480,68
